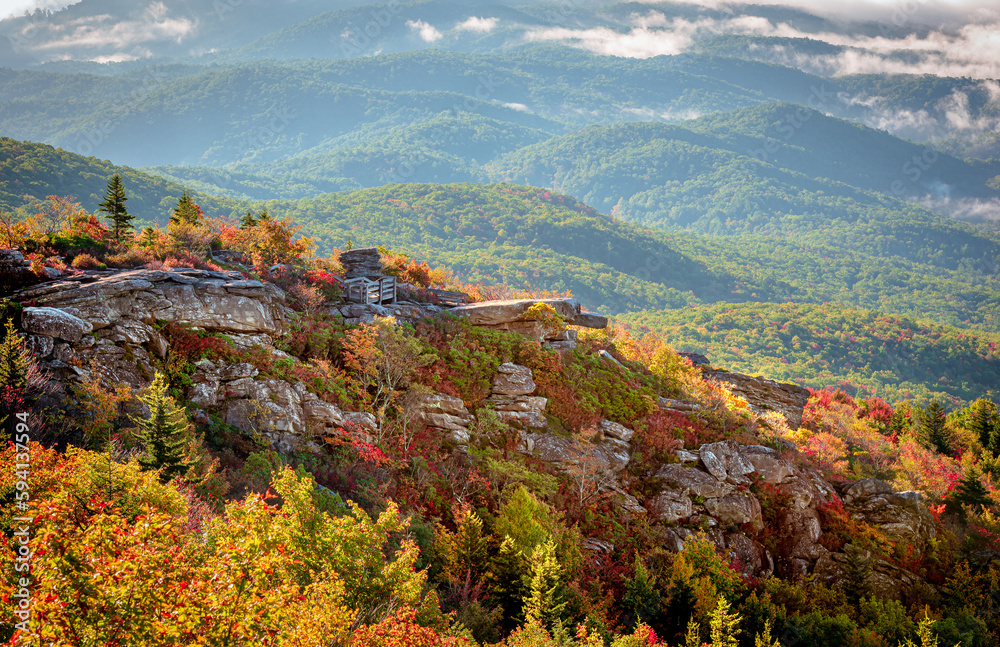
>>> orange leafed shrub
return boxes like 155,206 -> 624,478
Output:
350,608 -> 471,647
215,214 -> 314,267
70,253 -> 106,270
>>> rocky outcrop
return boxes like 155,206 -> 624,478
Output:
413,393 -> 473,444
487,363 -> 548,428
0,249 -> 36,288
321,301 -> 444,326
705,369 -> 811,428
451,298 -> 607,343
339,247 -> 383,280
14,268 -> 289,390
519,431 -> 630,476
15,268 -> 288,335
180,358 -> 377,453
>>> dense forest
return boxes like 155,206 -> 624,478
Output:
618,302 -> 1000,405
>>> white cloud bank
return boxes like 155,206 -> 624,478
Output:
526,8 -> 1000,79
406,19 -> 442,43
9,1 -> 194,54
455,16 -> 498,33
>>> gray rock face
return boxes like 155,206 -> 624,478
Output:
451,298 -> 607,342
25,334 -> 54,358
521,432 -> 630,475
842,478 -> 893,504
650,491 -> 693,522
704,492 -> 763,525
705,369 -> 810,428
699,439 -> 755,480
339,247 -> 383,280
847,490 -> 936,556
321,300 -> 444,326
600,420 -> 634,443
656,464 -> 732,499
491,363 -> 537,396
21,307 -> 92,342
15,268 -> 287,335
414,393 -> 473,434
742,445 -> 797,485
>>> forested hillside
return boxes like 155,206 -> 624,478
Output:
618,302 -> 1000,404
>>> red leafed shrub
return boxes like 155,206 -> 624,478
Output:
817,496 -> 891,554
631,409 -> 686,465
859,397 -> 895,430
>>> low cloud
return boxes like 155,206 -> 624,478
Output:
918,194 -> 1000,221
455,16 -> 498,33
11,1 -> 194,55
501,102 -> 530,112
525,8 -> 1000,79
839,80 -> 1000,142
29,2 -> 195,51
406,19 -> 442,43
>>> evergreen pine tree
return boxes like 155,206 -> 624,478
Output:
0,318 -> 45,440
522,539 -> 567,628
709,596 -> 741,647
170,192 -> 201,225
98,174 -> 132,241
624,555 -> 661,630
969,399 -> 999,456
921,400 -> 951,455
130,372 -> 192,481
841,543 -> 873,608
487,535 -> 528,631
948,466 -> 992,516
0,318 -> 34,391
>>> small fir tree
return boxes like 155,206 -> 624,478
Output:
969,399 -> 999,456
921,400 -> 951,455
0,318 -> 35,391
130,371 -> 192,481
522,539 -> 566,628
1,317 -> 44,437
624,555 -> 661,631
948,465 -> 992,516
170,192 -> 202,225
841,543 -> 873,608
98,173 -> 132,241
710,595 -> 741,647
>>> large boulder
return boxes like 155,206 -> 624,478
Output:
491,363 -> 536,396
842,478 -> 893,504
600,420 -> 634,443
339,247 -> 383,280
742,445 -> 797,485
452,298 -> 583,326
21,307 -> 92,342
521,432 -> 630,475
705,370 -> 810,428
655,464 -> 731,499
847,490 -> 936,556
704,491 -> 763,525
649,491 -> 693,523
699,440 -> 755,481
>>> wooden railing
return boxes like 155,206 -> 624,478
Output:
342,276 -> 396,304
424,288 -> 468,307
